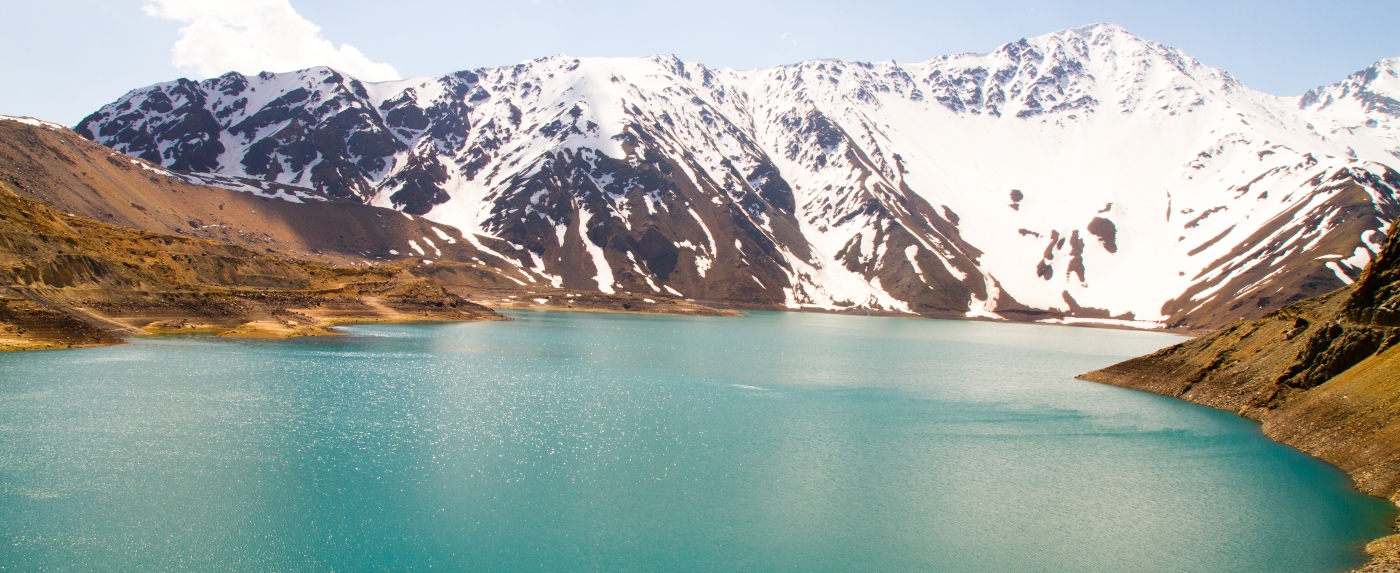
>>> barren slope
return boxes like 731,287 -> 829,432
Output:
0,174 -> 502,350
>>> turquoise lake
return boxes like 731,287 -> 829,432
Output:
0,311 -> 1394,572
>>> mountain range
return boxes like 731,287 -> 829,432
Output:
72,23 -> 1400,328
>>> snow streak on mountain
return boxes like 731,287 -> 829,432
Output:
76,24 -> 1400,328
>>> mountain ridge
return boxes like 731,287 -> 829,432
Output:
73,24 -> 1400,328
0,116 -> 734,320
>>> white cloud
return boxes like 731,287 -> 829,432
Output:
143,0 -> 400,81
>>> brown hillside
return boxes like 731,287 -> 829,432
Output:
0,175 -> 502,350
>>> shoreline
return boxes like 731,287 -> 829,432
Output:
6,300 -> 1387,569
0,292 -> 510,351
3,300 -> 1206,353
1077,302 -> 1400,572
1076,221 -> 1400,572
1083,375 -> 1400,571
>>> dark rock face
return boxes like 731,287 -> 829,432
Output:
386,151 -> 450,215
1276,322 -> 1400,391
86,69 -> 493,206
1086,217 -> 1117,253
76,78 -> 226,172
1160,173 -> 1400,330
638,227 -> 680,281
1066,230 -> 1086,283
921,35 -> 1102,119
1348,212 -> 1400,326
468,133 -> 806,304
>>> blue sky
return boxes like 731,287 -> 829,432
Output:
4,0 -> 1398,125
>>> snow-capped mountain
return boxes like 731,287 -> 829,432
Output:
75,24 -> 1400,328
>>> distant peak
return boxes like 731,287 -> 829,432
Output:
1370,56 -> 1400,71
1073,22 -> 1129,35
1061,22 -> 1156,46
1303,55 -> 1400,106
990,23 -> 1152,56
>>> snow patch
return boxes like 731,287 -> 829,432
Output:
1326,261 -> 1356,284
0,115 -> 66,130
430,227 -> 457,244
578,208 -> 616,294
1038,317 -> 1167,329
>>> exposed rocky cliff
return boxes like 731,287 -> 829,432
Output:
1080,221 -> 1400,571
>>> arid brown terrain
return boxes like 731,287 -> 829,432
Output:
0,175 -> 505,349
0,118 -> 740,349
1081,222 -> 1400,572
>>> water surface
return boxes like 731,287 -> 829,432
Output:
0,311 -> 1393,572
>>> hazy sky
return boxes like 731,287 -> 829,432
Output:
4,0 -> 1398,125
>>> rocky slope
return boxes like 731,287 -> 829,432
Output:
1080,221 -> 1400,571
0,164 -> 503,350
74,24 -> 1400,327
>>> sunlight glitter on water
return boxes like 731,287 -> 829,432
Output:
0,311 -> 1392,572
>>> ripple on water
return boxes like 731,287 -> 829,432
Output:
0,311 -> 1393,573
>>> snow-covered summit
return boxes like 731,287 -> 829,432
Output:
1299,57 -> 1400,115
73,25 -> 1400,328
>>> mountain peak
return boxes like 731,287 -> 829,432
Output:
1070,22 -> 1132,36
1361,56 -> 1400,86
1298,55 -> 1400,117
71,28 -> 1400,328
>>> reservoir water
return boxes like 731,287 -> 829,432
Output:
0,311 -> 1393,572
